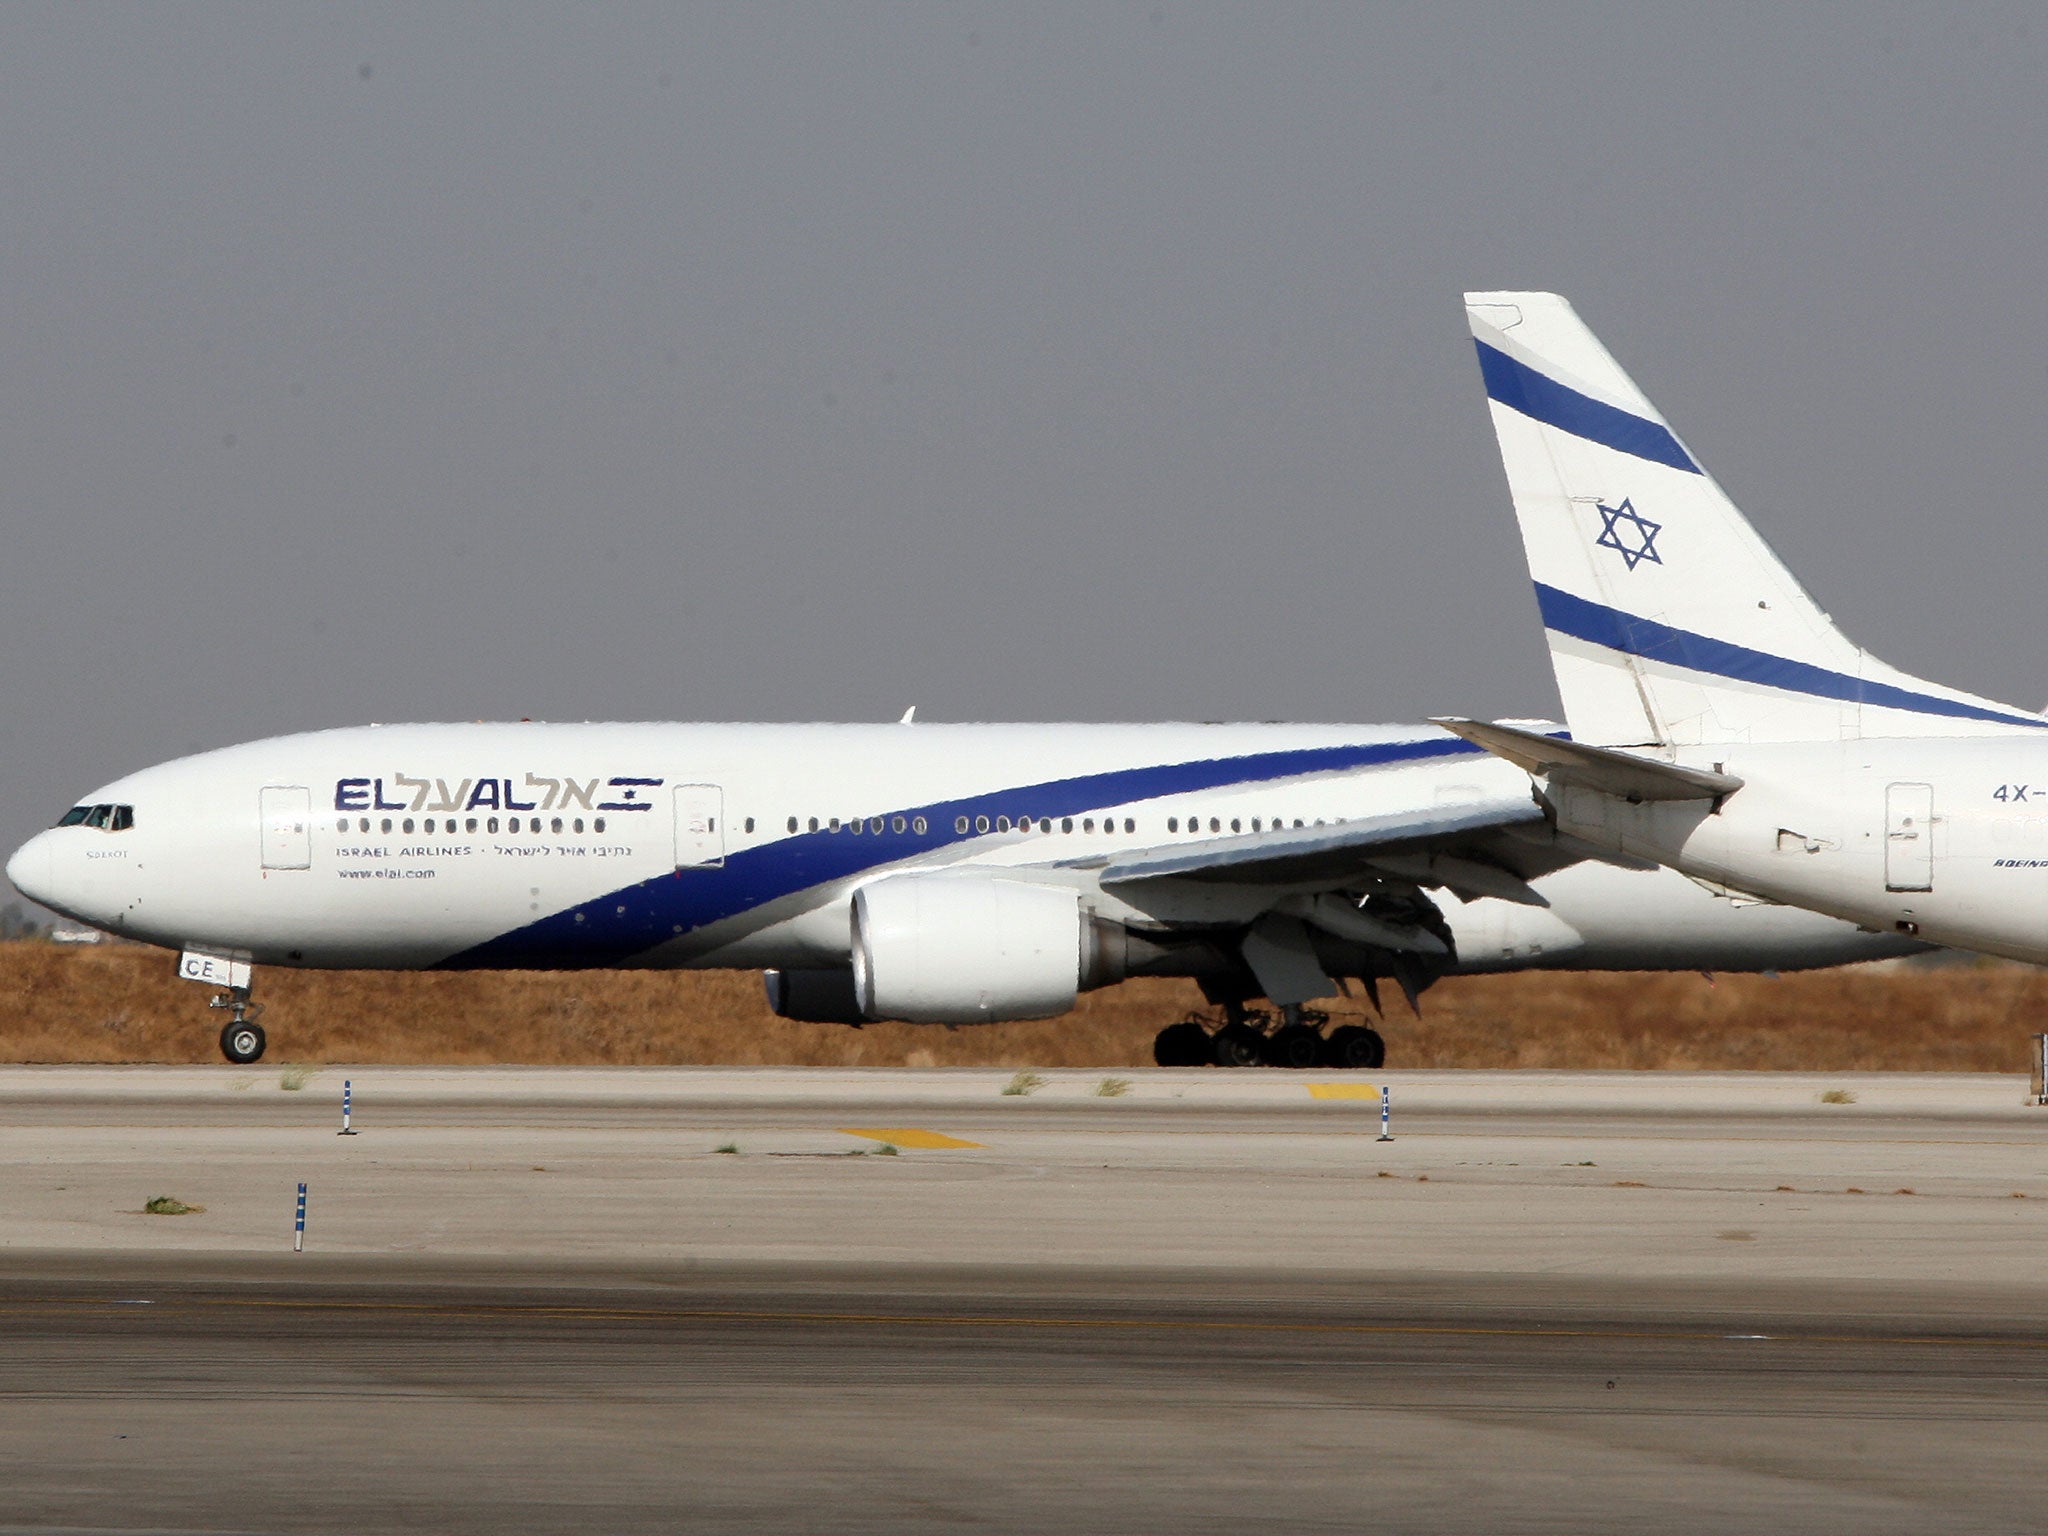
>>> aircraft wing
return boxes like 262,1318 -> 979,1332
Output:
1069,792 -> 1564,907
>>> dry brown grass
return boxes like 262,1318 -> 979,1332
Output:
0,941 -> 2039,1070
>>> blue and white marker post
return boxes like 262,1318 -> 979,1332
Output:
339,1079 -> 357,1136
294,1182 -> 307,1253
1378,1085 -> 1393,1142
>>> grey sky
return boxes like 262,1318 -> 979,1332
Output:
6,4 -> 2048,896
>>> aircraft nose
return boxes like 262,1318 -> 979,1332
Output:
5,832 -> 52,906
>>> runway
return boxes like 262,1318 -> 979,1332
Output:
3,1067 -> 2047,1533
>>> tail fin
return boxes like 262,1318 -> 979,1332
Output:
1465,292 -> 2041,745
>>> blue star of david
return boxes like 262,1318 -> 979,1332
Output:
1593,498 -> 1662,571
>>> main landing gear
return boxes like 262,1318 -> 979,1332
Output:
211,988 -> 267,1064
1152,1004 -> 1386,1070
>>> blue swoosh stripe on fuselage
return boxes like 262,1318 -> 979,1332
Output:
1536,582 -> 2048,730
1474,339 -> 1701,476
437,735 -> 1485,969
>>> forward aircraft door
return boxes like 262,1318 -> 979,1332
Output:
259,786 -> 312,871
674,784 -> 725,868
1885,782 -> 1934,892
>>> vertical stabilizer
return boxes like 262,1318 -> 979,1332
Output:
1465,292 -> 2040,745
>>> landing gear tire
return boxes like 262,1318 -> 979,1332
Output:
1324,1024 -> 1385,1070
1266,1024 -> 1324,1070
1212,1021 -> 1266,1068
220,1020 -> 267,1064
1153,1020 -> 1211,1068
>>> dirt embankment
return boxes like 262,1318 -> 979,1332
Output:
0,942 -> 2036,1071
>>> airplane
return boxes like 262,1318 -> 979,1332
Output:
6,712 -> 1918,1067
1440,290 -> 2048,974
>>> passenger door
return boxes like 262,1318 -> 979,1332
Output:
673,784 -> 725,868
259,785 -> 312,871
1884,782 -> 1934,892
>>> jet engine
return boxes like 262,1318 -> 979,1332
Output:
851,871 -> 1125,1023
762,967 -> 867,1024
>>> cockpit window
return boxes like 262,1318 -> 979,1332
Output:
57,804 -> 133,832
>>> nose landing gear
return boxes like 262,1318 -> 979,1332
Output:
210,989 -> 266,1064
178,948 -> 267,1063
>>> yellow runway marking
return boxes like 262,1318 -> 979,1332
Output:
1307,1084 -> 1379,1100
838,1127 -> 985,1149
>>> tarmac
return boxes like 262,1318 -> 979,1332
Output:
3,1065 -> 2047,1533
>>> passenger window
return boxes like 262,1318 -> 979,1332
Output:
1231,818 -> 1241,833
1124,818 -> 1135,833
829,818 -> 841,832
1209,818 -> 1220,833
913,816 -> 927,834
787,817 -> 799,834
809,817 -> 820,833
488,817 -> 500,833
551,817 -> 563,834
1168,818 -> 1179,832
594,817 -> 606,833
744,817 -> 755,833
996,817 -> 1011,832
1250,818 -> 1261,833
975,815 -> 990,833
425,818 -> 436,834
870,818 -> 883,834
892,815 -> 906,834
573,818 -> 584,834
1083,818 -> 1095,833
956,816 -> 969,834
1061,818 -> 1073,833
466,817 -> 478,833
336,819 -> 348,834
55,806 -> 90,827
380,818 -> 393,834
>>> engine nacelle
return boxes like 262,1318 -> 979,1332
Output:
762,967 -> 867,1024
852,871 -> 1123,1023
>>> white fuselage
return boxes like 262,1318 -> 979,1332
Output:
1544,735 -> 2048,962
6,719 -> 1915,984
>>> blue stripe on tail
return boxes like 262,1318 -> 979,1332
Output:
1476,339 -> 1701,475
1536,583 -> 2046,729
